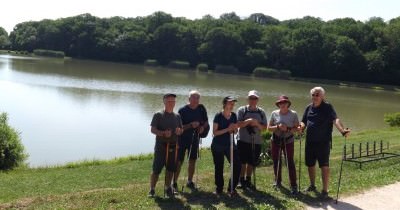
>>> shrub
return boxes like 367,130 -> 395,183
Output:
215,65 -> 238,74
196,63 -> 208,72
384,112 -> 400,127
0,113 -> 27,170
253,67 -> 280,78
279,69 -> 292,79
144,59 -> 159,66
33,49 -> 65,58
167,60 -> 191,69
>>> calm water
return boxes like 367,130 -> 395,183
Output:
0,54 -> 399,167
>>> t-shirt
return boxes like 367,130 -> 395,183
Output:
269,109 -> 299,144
178,104 -> 208,146
150,110 -> 182,144
212,112 -> 237,150
237,105 -> 268,145
301,101 -> 337,143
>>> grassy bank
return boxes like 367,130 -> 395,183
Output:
1,129 -> 400,209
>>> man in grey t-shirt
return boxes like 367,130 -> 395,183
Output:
148,93 -> 183,198
237,90 -> 268,189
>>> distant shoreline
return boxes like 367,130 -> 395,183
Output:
1,50 -> 399,92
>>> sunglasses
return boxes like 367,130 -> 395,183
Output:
249,97 -> 258,100
312,93 -> 320,97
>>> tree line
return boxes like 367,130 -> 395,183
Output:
1,12 -> 400,85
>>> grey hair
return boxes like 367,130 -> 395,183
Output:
310,87 -> 325,96
189,90 -> 200,98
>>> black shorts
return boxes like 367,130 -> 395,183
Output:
237,141 -> 261,166
305,141 -> 330,167
152,141 -> 178,175
177,140 -> 199,162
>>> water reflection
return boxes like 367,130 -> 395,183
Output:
0,54 -> 399,166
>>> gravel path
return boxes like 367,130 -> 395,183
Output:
307,182 -> 400,210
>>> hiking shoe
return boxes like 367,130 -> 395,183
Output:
186,181 -> 196,190
305,185 -> 317,192
273,182 -> 282,189
290,186 -> 298,195
228,189 -> 238,197
213,189 -> 223,197
247,182 -> 256,190
172,182 -> 179,194
148,189 -> 155,198
320,191 -> 332,200
165,187 -> 174,198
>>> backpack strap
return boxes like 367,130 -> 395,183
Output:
243,105 -> 264,121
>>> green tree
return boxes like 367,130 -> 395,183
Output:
0,27 -> 10,49
198,27 -> 245,69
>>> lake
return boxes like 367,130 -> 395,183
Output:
0,54 -> 399,167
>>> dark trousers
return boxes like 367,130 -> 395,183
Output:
271,141 -> 297,187
211,145 -> 241,192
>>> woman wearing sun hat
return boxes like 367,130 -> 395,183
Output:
268,95 -> 300,195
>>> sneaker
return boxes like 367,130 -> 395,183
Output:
165,187 -> 174,198
237,178 -> 246,189
290,186 -> 298,195
227,189 -> 238,197
186,181 -> 196,190
148,189 -> 155,198
213,189 -> 223,196
172,183 -> 179,194
273,182 -> 282,189
247,181 -> 256,190
305,185 -> 317,192
320,191 -> 332,200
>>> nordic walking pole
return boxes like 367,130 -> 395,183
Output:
164,142 -> 170,198
230,132 -> 234,195
251,134 -> 256,189
181,131 -> 196,192
336,130 -> 349,204
195,132 -> 200,189
298,133 -> 303,191
274,140 -> 283,189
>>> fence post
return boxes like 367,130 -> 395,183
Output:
373,141 -> 376,155
351,144 -> 354,159
367,142 -> 369,156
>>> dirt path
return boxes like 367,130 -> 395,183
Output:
307,182 -> 400,210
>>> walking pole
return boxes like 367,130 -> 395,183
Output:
230,132 -> 234,195
195,132 -> 201,189
274,140 -> 283,189
298,134 -> 303,191
181,131 -> 196,192
164,142 -> 170,198
251,134 -> 256,190
336,134 -> 348,204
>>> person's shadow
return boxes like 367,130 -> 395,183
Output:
290,189 -> 362,210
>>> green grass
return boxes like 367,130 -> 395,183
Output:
1,129 -> 400,209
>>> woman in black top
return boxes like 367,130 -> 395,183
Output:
211,96 -> 241,196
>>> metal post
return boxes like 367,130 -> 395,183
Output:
359,143 -> 362,158
351,144 -> 354,159
373,141 -> 376,155
380,140 -> 383,157
367,142 -> 369,156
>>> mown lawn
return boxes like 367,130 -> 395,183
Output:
1,128 -> 400,209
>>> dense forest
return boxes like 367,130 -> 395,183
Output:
0,12 -> 400,85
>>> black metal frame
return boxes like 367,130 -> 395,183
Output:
343,140 -> 400,169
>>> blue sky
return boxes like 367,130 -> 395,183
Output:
1,0 -> 399,33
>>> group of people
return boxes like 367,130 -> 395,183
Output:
148,87 -> 350,200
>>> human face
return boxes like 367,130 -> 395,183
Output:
311,91 -> 323,106
164,96 -> 176,111
278,101 -> 289,112
189,94 -> 200,107
224,101 -> 235,112
248,96 -> 258,107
